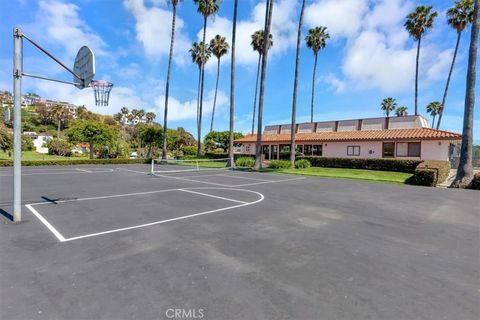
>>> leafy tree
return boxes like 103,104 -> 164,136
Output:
146,112 -> 156,125
405,5 -> 438,115
0,124 -> 12,155
437,0 -> 475,129
426,101 -> 442,127
138,125 -> 163,159
250,30 -> 273,134
381,97 -> 397,116
189,41 -> 211,156
395,106 -> 408,116
305,26 -> 329,123
204,130 -> 243,153
21,135 -> 34,151
452,0 -> 479,188
65,119 -> 118,159
209,34 -> 229,132
254,0 -> 274,170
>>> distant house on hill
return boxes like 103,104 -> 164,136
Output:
235,115 -> 462,164
23,132 -> 53,154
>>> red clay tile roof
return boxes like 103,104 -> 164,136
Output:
235,128 -> 461,143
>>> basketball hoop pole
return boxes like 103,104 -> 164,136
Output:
13,27 -> 22,222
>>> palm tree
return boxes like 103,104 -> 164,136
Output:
209,34 -> 229,132
189,41 -> 211,156
426,101 -> 442,127
250,30 -> 273,134
228,0 -> 238,168
405,6 -> 438,115
120,107 -> 129,116
193,0 -> 220,157
146,112 -> 156,125
395,106 -> 408,116
254,0 -> 274,170
289,0 -> 306,166
137,109 -> 145,122
452,0 -> 478,188
120,106 -> 129,124
305,26 -> 329,123
381,97 -> 397,116
162,0 -> 181,160
437,0 -> 475,129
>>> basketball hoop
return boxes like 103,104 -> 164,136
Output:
90,80 -> 113,106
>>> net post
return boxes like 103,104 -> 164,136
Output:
196,159 -> 199,171
151,159 -> 154,175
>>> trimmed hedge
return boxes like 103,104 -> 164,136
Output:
0,158 -> 150,167
297,157 -> 422,173
295,159 -> 311,169
235,156 -> 255,168
268,160 -> 292,169
410,160 -> 451,187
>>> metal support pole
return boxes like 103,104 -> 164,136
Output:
13,27 -> 22,222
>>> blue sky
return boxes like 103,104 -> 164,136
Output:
1,0 -> 479,142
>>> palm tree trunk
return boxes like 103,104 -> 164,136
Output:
431,114 -> 436,128
437,31 -> 462,129
251,54 -> 261,134
162,4 -> 177,160
310,53 -> 318,123
196,67 -> 201,128
415,36 -> 421,115
254,0 -> 274,170
197,16 -> 208,157
452,0 -> 478,188
210,58 -> 220,133
228,0 -> 238,168
89,142 -> 94,160
290,0 -> 306,166
57,120 -> 61,138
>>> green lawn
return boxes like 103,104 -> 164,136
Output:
261,166 -> 413,184
0,151 -> 88,161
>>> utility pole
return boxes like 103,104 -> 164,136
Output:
13,27 -> 23,222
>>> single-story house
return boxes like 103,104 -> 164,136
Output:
234,115 -> 462,162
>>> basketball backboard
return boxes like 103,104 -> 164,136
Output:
73,46 -> 95,89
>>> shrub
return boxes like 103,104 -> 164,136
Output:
411,169 -> 436,186
297,156 -> 421,173
181,146 -> 197,157
295,159 -> 311,169
268,160 -> 292,169
469,172 -> 480,190
236,156 -> 255,168
413,160 -> 451,187
21,135 -> 34,151
46,139 -> 72,156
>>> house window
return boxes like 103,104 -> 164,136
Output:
245,145 -> 250,152
312,145 -> 323,156
347,146 -> 360,156
295,145 -> 303,154
304,145 -> 312,156
396,142 -> 421,157
280,144 -> 290,153
383,142 -> 395,158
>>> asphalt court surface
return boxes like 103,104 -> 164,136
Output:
0,163 -> 479,320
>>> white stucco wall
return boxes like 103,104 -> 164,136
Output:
322,141 -> 383,158
420,140 -> 451,161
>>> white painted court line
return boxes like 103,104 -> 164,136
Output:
115,167 -> 149,174
26,187 -> 264,242
151,172 -> 232,187
0,169 -> 114,177
179,189 -> 247,204
216,174 -> 270,182
25,204 -> 66,242
231,176 -> 307,187
75,168 -> 92,173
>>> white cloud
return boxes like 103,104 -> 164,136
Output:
201,0 -> 299,68
305,0 -> 368,39
26,0 -> 107,58
123,0 -> 190,64
154,90 -> 228,121
305,0 -> 453,94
